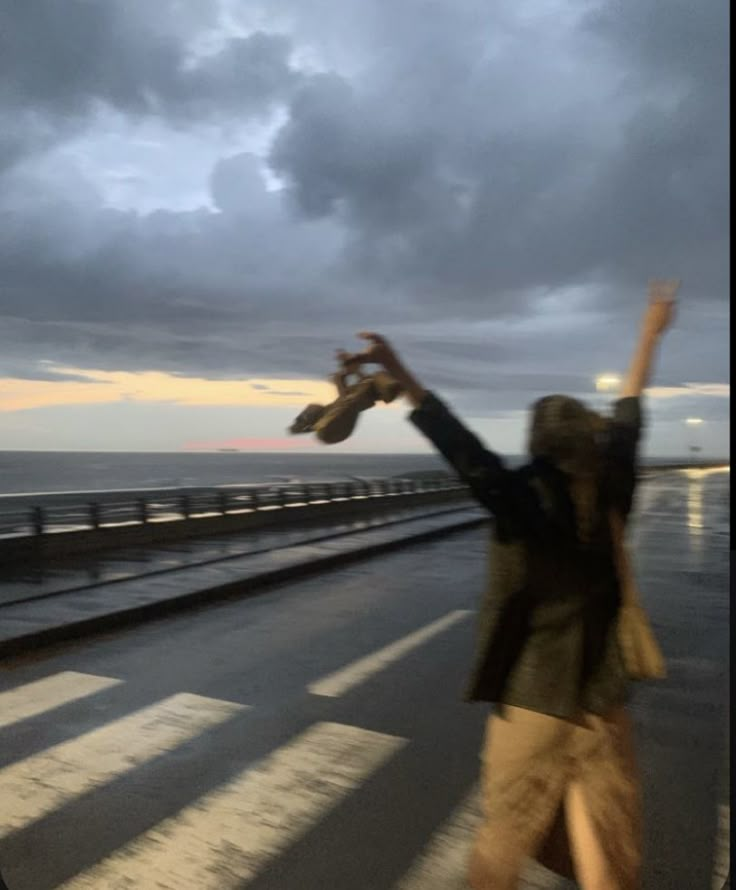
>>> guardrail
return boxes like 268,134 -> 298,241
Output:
0,476 -> 461,539
0,462 -> 726,564
2,460 -> 729,539
0,475 -> 473,564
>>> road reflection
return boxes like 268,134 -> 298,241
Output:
681,466 -> 729,561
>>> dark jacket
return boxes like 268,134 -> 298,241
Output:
409,391 -> 643,719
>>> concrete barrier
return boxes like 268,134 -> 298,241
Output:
0,487 -> 473,564
0,462 -> 726,565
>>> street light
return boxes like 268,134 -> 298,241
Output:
593,373 -> 621,414
594,373 -> 622,393
684,418 -> 704,457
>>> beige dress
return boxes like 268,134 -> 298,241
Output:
407,391 -> 648,888
472,704 -> 642,889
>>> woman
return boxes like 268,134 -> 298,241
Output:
338,282 -> 678,890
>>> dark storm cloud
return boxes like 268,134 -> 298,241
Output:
0,362 -> 110,384
0,0 -> 728,413
0,0 -> 299,173
1,1 -> 297,116
269,0 -> 729,305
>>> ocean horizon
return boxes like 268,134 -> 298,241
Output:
0,449 -> 726,497
0,450 -> 451,495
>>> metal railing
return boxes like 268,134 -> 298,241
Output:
0,475 -> 464,539
0,460 -> 727,540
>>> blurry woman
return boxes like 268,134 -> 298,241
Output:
338,281 -> 678,889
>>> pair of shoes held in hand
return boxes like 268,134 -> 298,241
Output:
288,366 -> 402,445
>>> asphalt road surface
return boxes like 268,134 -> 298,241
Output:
0,468 -> 729,889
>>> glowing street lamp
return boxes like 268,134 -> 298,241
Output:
595,373 -> 622,393
684,418 -> 704,457
593,373 -> 621,414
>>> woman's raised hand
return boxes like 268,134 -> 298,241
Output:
336,332 -> 401,372
648,280 -> 680,302
644,280 -> 679,336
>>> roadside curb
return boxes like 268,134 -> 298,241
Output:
0,510 -> 488,660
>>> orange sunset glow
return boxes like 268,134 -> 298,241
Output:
0,366 -> 338,412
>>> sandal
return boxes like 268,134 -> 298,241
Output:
287,367 -> 402,444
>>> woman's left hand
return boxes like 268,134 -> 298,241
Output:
336,332 -> 402,373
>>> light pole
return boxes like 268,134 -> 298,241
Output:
594,373 -> 622,415
685,418 -> 704,459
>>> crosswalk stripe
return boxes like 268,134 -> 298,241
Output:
395,786 -> 571,890
0,671 -> 122,730
712,804 -> 730,890
59,721 -> 407,890
0,692 -> 246,839
308,609 -> 473,698
519,861 -> 573,890
395,786 -> 482,889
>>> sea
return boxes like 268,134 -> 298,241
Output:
0,449 -> 713,497
0,450 -> 458,496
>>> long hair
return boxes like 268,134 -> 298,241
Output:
528,395 -> 607,544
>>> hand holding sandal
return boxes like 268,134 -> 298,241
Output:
288,364 -> 402,445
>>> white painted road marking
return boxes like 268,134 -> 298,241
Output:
394,786 -> 566,890
0,671 -> 122,730
519,861 -> 573,889
712,804 -> 730,890
308,609 -> 473,697
59,721 -> 407,890
395,786 -> 483,889
0,692 -> 246,839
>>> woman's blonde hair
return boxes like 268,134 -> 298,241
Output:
528,395 -> 607,544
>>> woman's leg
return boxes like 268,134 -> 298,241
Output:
564,708 -> 642,890
565,780 -> 618,890
468,707 -> 574,889
467,837 -> 525,890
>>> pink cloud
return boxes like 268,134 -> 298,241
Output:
183,437 -> 317,451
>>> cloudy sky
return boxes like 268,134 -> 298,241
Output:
0,0 -> 729,456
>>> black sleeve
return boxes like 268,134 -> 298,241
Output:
408,391 -> 514,517
606,396 -> 643,517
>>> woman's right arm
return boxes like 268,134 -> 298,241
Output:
609,280 -> 679,515
619,280 -> 679,398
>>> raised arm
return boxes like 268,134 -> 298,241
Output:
606,281 -> 679,517
619,280 -> 679,398
337,333 -> 510,515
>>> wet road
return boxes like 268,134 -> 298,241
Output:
0,468 -> 729,889
0,501 -> 471,607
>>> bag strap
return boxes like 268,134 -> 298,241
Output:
608,508 -> 639,608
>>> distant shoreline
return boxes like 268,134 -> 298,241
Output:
0,451 -> 727,499
0,449 -> 729,462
